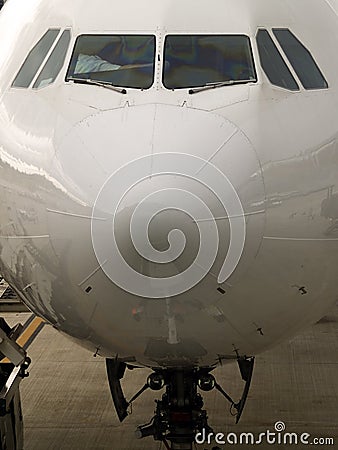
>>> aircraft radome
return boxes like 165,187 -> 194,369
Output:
0,0 -> 337,448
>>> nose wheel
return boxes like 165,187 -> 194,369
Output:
106,357 -> 254,449
135,370 -> 210,449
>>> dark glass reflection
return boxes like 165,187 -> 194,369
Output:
256,29 -> 299,91
34,30 -> 71,89
66,35 -> 155,89
163,35 -> 257,89
12,29 -> 60,88
273,29 -> 328,90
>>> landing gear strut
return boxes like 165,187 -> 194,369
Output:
106,356 -> 254,449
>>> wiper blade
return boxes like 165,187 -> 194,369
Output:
68,76 -> 127,94
189,78 -> 255,94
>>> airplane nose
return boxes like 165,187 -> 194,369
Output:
56,104 -> 265,298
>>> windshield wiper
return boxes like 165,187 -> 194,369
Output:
188,78 -> 255,94
68,76 -> 127,94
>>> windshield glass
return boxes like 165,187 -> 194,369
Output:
163,35 -> 256,89
66,35 -> 155,89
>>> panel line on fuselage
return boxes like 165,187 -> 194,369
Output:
263,236 -> 338,241
47,208 -> 107,221
193,209 -> 266,222
0,235 -> 50,239
78,260 -> 108,286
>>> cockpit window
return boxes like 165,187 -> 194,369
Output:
33,30 -> 71,89
163,35 -> 257,89
272,29 -> 328,90
66,35 -> 155,89
256,29 -> 299,91
12,29 -> 60,88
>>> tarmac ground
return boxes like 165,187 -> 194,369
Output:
3,302 -> 338,450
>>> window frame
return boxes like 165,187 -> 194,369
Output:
11,28 -> 72,90
11,29 -> 61,89
256,28 -> 300,92
272,28 -> 328,90
65,33 -> 157,90
162,33 -> 258,90
32,29 -> 72,90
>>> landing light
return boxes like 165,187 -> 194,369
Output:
198,374 -> 216,391
147,372 -> 165,390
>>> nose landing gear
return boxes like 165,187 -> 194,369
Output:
135,370 -> 210,449
106,356 -> 254,450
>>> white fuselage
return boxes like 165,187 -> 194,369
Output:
0,0 -> 337,368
